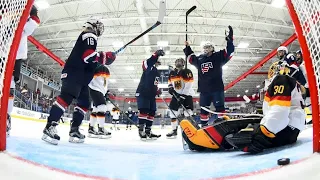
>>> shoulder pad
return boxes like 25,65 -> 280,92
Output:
82,32 -> 97,41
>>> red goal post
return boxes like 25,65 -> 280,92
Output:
0,0 -> 35,151
285,0 -> 320,152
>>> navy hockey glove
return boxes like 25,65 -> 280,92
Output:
168,84 -> 176,95
183,46 -> 194,56
225,25 -> 233,42
155,49 -> 165,56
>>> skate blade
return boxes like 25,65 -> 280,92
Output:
88,134 -> 99,138
166,136 -> 177,139
99,135 -> 112,139
42,134 -> 58,145
140,138 -> 147,141
69,137 -> 85,143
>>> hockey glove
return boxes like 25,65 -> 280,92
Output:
178,95 -> 186,105
98,51 -> 116,65
225,25 -> 233,42
155,49 -> 165,56
183,46 -> 194,56
156,89 -> 162,97
168,85 -> 176,95
242,125 -> 274,154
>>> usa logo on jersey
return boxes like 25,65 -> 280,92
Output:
201,62 -> 213,74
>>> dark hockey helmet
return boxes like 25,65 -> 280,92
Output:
175,58 -> 185,68
83,18 -> 104,37
295,49 -> 303,63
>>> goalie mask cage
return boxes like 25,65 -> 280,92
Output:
286,0 -> 320,152
0,0 -> 34,151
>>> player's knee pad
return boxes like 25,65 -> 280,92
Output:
138,108 -> 149,119
95,104 -> 108,113
169,110 -> 179,119
200,113 -> 209,121
183,109 -> 193,117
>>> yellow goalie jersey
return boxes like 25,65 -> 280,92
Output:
261,74 -> 305,136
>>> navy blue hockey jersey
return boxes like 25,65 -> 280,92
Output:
62,30 -> 99,85
188,41 -> 235,92
126,111 -> 136,119
136,54 -> 160,98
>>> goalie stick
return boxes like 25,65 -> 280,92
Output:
201,106 -> 264,117
185,6 -> 197,69
114,0 -> 166,54
160,97 -> 189,150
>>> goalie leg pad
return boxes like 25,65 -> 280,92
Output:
180,120 -> 220,149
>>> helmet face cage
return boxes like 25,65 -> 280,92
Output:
203,43 -> 214,54
175,58 -> 185,68
85,19 -> 104,37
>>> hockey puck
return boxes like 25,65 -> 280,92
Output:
277,158 -> 290,165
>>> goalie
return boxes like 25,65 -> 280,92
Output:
181,61 -> 306,153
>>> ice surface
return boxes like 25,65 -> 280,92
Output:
0,118 -> 318,180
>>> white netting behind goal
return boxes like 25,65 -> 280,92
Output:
291,0 -> 320,102
0,0 -> 28,99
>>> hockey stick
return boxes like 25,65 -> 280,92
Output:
160,97 -> 189,150
185,6 -> 197,69
108,99 -> 139,128
201,106 -> 264,117
114,0 -> 166,55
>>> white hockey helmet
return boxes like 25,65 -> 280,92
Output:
128,107 -> 132,111
203,42 -> 215,54
83,18 -> 104,37
277,46 -> 288,54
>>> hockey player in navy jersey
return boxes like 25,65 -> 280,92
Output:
42,18 -> 116,145
87,65 -> 112,139
166,58 -> 194,138
136,49 -> 165,140
183,26 -> 235,127
125,107 -> 136,130
276,46 -> 306,86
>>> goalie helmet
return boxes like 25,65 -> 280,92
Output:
268,61 -> 290,79
175,58 -> 185,69
83,18 -> 104,37
203,42 -> 215,55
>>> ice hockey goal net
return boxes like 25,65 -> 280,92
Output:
0,0 -> 35,151
286,0 -> 320,152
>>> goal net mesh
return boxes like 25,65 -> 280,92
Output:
287,0 -> 320,152
0,0 -> 28,98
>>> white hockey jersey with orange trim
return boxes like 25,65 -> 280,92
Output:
88,65 -> 110,95
168,68 -> 194,96
261,75 -> 305,136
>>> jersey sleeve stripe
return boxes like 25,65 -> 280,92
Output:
82,49 -> 97,63
187,53 -> 195,64
260,125 -> 276,138
142,60 -> 148,70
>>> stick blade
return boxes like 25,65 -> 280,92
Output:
157,0 -> 166,23
186,6 -> 197,15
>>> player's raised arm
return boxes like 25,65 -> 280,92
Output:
220,25 -> 235,65
183,41 -> 199,67
24,6 -> 40,36
142,49 -> 165,71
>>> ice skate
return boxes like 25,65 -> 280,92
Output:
146,130 -> 161,140
6,114 -> 11,136
88,125 -> 99,138
98,126 -> 112,139
69,127 -> 85,143
139,130 -> 147,141
42,121 -> 60,145
117,127 -> 120,131
166,129 -> 177,139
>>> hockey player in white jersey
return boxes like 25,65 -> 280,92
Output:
111,106 -> 120,130
180,61 -> 305,153
7,5 -> 40,135
88,64 -> 112,139
166,58 -> 194,139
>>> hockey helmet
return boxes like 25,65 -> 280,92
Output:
295,50 -> 303,63
268,61 -> 290,79
284,53 -> 297,65
277,46 -> 288,60
83,18 -> 104,37
175,58 -> 185,69
128,107 -> 132,111
203,42 -> 215,55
